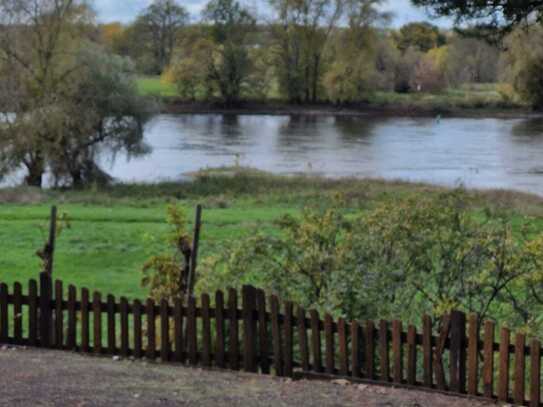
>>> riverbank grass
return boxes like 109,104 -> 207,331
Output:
1,168 -> 542,299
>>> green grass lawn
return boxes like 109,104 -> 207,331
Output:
1,168 -> 542,301
136,76 -> 178,98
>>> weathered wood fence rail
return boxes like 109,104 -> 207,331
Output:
0,273 -> 540,406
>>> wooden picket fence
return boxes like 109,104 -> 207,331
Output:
0,272 -> 541,406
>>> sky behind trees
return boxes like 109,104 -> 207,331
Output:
93,0 -> 451,27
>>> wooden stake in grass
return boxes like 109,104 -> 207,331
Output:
37,206 -> 57,276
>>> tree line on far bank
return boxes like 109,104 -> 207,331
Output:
102,0 -> 543,108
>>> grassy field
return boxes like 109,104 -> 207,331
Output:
1,168 -> 542,300
135,77 -> 525,111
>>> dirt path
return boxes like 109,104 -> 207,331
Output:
1,346 -> 495,407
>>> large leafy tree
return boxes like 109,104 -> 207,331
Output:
412,0 -> 543,33
0,0 -> 152,188
136,0 -> 189,74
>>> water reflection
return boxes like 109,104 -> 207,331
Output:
3,113 -> 543,196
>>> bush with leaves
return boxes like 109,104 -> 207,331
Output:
141,205 -> 192,303
197,190 -> 543,331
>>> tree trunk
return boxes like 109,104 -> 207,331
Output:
24,155 -> 45,188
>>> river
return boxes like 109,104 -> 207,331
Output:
4,114 -> 543,195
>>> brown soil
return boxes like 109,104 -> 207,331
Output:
0,346 -> 497,407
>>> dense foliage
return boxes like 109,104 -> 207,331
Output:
194,190 -> 543,333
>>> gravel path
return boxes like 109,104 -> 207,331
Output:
0,346 -> 496,406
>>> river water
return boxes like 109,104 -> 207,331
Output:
5,114 -> 543,195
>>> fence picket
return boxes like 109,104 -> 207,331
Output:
107,295 -> 116,355
325,314 -> 335,375
242,287 -> 257,372
228,288 -> 239,371
214,292 -> 224,368
483,320 -> 495,399
174,298 -> 184,363
256,289 -> 269,374
81,288 -> 89,353
530,339 -> 541,407
366,320 -> 375,380
66,285 -> 76,350
13,282 -> 22,344
498,327 -> 510,402
93,292 -> 102,355
28,280 -> 38,346
379,320 -> 390,382
351,320 -> 361,378
450,310 -> 466,394
201,294 -> 211,367
39,273 -> 52,348
133,299 -> 143,359
187,296 -> 197,365
0,283 -> 7,342
283,301 -> 294,377
422,315 -> 432,387
338,318 -> 348,376
147,298 -> 156,360
120,297 -> 129,359
513,333 -> 526,405
54,280 -> 63,349
310,309 -> 322,374
270,295 -> 283,376
407,325 -> 417,385
392,320 -> 403,384
467,314 -> 479,396
160,299 -> 170,363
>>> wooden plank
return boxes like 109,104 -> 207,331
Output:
310,309 -> 322,373
187,296 -> 197,365
107,295 -> 116,355
379,320 -> 390,382
256,289 -> 270,374
133,300 -> 143,359
66,285 -> 76,350
482,320 -> 495,399
201,293 -> 211,367
160,299 -> 170,363
227,290 -> 239,369
214,291 -> 225,368
325,313 -> 335,375
54,280 -> 63,348
338,318 -> 348,376
434,314 -> 451,391
366,320 -> 375,380
497,327 -> 510,402
13,282 -> 22,344
450,311 -> 467,394
513,333 -> 526,405
351,320 -> 361,378
530,339 -> 541,407
283,301 -> 294,377
146,298 -> 156,360
81,288 -> 90,353
174,298 -> 184,363
0,283 -> 7,343
39,273 -> 53,348
467,314 -> 479,396
297,306 -> 309,372
242,286 -> 257,372
407,325 -> 417,386
120,297 -> 129,359
270,295 -> 283,376
392,320 -> 403,384
422,315 -> 432,387
28,280 -> 38,347
228,288 -> 239,370
93,292 -> 102,355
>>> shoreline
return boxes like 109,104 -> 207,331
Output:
161,100 -> 541,119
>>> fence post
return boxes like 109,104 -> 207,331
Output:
242,286 -> 257,373
39,272 -> 52,347
450,310 -> 467,394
